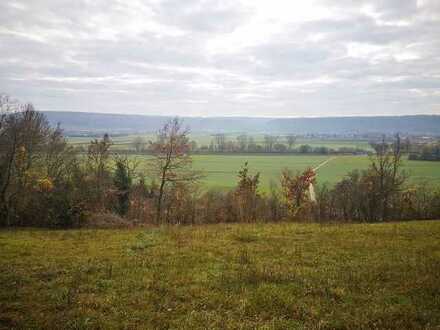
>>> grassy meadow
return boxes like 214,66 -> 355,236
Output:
191,154 -> 440,189
1,221 -> 439,329
133,154 -> 440,191
69,135 -> 440,190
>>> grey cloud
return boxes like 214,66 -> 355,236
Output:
0,0 -> 439,116
150,0 -> 251,33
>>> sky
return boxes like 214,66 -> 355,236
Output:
1,0 -> 440,117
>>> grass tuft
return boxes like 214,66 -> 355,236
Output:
1,221 -> 439,328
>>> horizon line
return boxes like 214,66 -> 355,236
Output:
40,109 -> 440,119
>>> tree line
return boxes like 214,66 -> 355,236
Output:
1,98 -> 439,227
409,142 -> 440,161
104,134 -> 368,155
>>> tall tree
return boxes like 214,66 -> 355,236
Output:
132,136 -> 146,153
0,103 -> 49,225
87,134 -> 113,207
0,97 -> 81,227
235,162 -> 260,222
150,118 -> 202,223
286,134 -> 296,151
44,124 -> 77,183
281,167 -> 316,219
113,156 -> 133,216
236,134 -> 248,152
368,134 -> 406,221
264,135 -> 279,152
212,133 -> 226,152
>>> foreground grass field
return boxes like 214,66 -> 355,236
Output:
1,221 -> 439,329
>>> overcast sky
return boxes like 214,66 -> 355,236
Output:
1,0 -> 440,117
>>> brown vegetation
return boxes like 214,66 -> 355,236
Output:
1,96 -> 439,228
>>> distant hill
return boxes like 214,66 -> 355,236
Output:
42,111 -> 440,136
267,116 -> 440,135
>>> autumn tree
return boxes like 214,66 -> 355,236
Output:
0,103 -> 51,225
235,162 -> 260,222
44,124 -> 77,183
87,134 -> 113,208
331,170 -> 366,221
150,118 -> 202,223
0,96 -> 83,227
281,167 -> 316,219
39,125 -> 83,227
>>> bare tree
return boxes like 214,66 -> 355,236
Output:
286,134 -> 296,151
132,136 -> 146,153
247,136 -> 257,152
149,118 -> 202,223
369,134 -> 406,221
264,135 -> 279,152
212,133 -> 226,152
0,109 -> 20,225
236,134 -> 248,152
44,124 -> 77,184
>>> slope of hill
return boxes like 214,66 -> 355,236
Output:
1,221 -> 439,328
43,111 -> 440,135
267,115 -> 440,135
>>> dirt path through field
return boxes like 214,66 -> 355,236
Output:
309,157 -> 337,202
313,156 -> 337,172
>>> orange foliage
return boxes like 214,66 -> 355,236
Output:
37,178 -> 54,193
281,167 -> 316,217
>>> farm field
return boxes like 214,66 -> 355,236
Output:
67,134 -> 373,151
314,156 -> 440,187
192,154 -> 329,189
1,221 -> 439,329
134,154 -> 440,190
68,135 -> 440,190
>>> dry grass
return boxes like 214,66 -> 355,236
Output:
1,221 -> 439,329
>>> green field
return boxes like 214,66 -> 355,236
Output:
68,135 -> 439,190
314,156 -> 440,187
67,134 -> 372,151
134,154 -> 440,190
191,154 -> 328,189
1,221 -> 439,328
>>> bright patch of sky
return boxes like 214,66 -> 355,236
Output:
1,0 -> 439,116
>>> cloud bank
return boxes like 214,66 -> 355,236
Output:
1,0 -> 440,116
